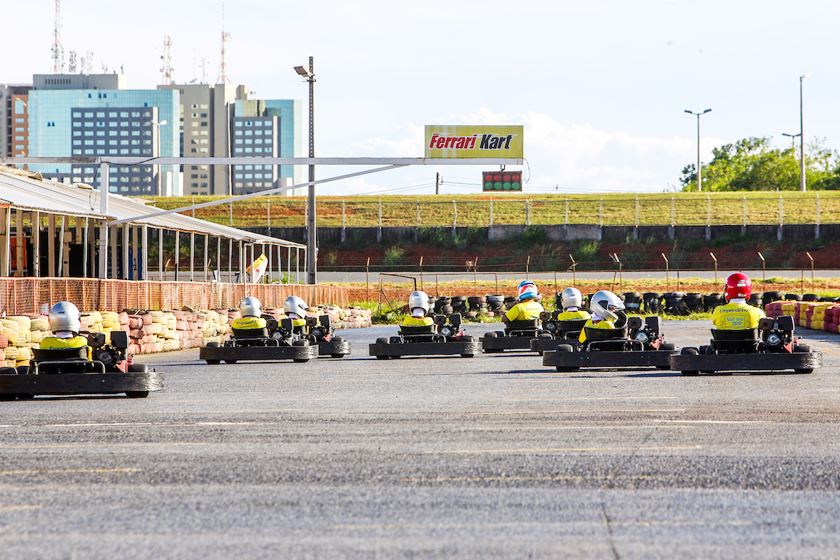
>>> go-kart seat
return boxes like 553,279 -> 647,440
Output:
506,319 -> 539,336
399,325 -> 436,341
232,327 -> 269,339
711,329 -> 758,353
583,326 -> 628,351
33,347 -> 89,362
556,319 -> 588,338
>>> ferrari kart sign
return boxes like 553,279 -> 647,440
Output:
425,125 -> 524,159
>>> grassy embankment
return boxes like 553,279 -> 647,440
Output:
144,191 -> 839,228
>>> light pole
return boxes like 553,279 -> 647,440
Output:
799,74 -> 809,192
684,108 -> 711,192
782,132 -> 801,151
295,57 -> 316,284
151,119 -> 168,196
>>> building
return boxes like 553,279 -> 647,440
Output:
235,98 -> 305,192
158,83 -> 246,196
231,115 -> 279,192
0,84 -> 32,158
33,73 -> 124,90
27,87 -> 181,195
69,106 -> 161,195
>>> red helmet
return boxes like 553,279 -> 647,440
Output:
724,272 -> 752,301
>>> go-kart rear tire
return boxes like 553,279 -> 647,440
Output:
376,338 -> 388,345
293,358 -> 310,363
205,359 -> 221,365
553,344 -> 579,372
127,364 -> 149,373
679,347 -> 700,376
660,343 -> 675,352
375,355 -> 390,360
224,359 -> 238,364
793,345 -> 814,373
461,354 -> 475,358
125,391 -> 149,399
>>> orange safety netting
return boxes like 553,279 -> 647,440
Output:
0,278 -> 349,315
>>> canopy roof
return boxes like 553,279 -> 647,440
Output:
0,166 -> 303,248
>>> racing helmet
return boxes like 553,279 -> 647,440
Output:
589,290 -> 625,322
284,295 -> 308,318
408,290 -> 430,318
240,296 -> 262,317
48,301 -> 81,334
517,280 -> 539,302
560,287 -> 583,310
724,272 -> 752,301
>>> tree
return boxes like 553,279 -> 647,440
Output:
680,136 -> 840,191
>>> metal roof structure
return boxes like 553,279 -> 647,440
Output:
0,165 -> 302,248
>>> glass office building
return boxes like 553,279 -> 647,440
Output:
27,88 -> 181,195
234,99 -> 304,190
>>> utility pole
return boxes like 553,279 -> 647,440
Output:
294,57 -> 317,284
684,108 -> 712,192
435,172 -> 440,195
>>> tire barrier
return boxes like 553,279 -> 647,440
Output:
766,300 -> 840,334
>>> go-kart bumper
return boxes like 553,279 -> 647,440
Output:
318,338 -> 351,358
0,367 -> 162,397
369,339 -> 480,358
482,334 -> 536,353
671,350 -> 822,374
543,349 -> 675,370
530,337 -> 580,353
199,344 -> 318,363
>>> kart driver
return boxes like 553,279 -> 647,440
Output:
40,301 -> 90,357
579,290 -> 625,343
402,291 -> 434,328
503,280 -> 545,324
231,296 -> 267,330
556,287 -> 591,321
712,272 -> 766,330
284,296 -> 309,328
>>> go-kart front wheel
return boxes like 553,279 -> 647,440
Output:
553,344 -> 579,372
679,347 -> 700,376
794,345 -> 815,374
126,391 -> 150,398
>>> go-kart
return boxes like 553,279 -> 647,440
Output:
369,313 -> 480,359
671,315 -> 822,376
0,330 -> 161,400
542,316 -> 677,371
304,314 -> 351,358
200,316 -> 319,364
483,319 -> 544,353
530,311 -> 588,354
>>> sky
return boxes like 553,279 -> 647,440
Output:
4,0 -> 839,196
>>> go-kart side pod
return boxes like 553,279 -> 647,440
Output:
0,363 -> 162,400
543,343 -> 677,372
368,336 -> 480,359
200,341 -> 319,364
671,345 -> 822,376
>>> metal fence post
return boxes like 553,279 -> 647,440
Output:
742,196 -> 747,232
341,200 -> 346,243
564,198 -> 569,226
598,198 -> 604,227
452,200 -> 457,236
525,198 -> 531,226
815,194 -> 821,239
661,252 -> 670,290
489,199 -> 494,228
635,196 -> 640,227
778,194 -> 784,241
377,197 -> 383,243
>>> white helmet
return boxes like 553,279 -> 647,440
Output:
49,301 -> 81,333
240,296 -> 262,317
589,290 -> 625,322
561,287 -> 583,310
408,291 -> 430,317
284,295 -> 308,318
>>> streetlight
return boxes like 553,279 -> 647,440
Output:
781,132 -> 801,151
799,74 -> 809,192
151,119 -> 168,196
294,57 -> 316,284
684,109 -> 711,192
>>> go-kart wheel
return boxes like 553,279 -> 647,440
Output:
206,342 -> 220,348
0,395 -> 17,401
495,331 -> 504,338
293,340 -> 309,347
16,365 -> 29,375
376,337 -> 388,345
375,355 -> 390,360
127,364 -> 149,373
679,347 -> 700,376
389,336 -> 401,344
698,345 -> 710,355
462,336 -> 474,342
793,345 -> 814,374
293,358 -> 310,363
460,354 -> 475,358
555,366 -> 579,372
660,343 -> 675,352
126,391 -> 149,398
205,359 -> 221,365
224,359 -> 238,364
556,344 -> 574,353
331,354 -> 345,359
484,332 -> 497,339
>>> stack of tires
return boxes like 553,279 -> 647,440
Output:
703,293 -> 724,311
503,296 -> 517,310
466,296 -> 488,318
433,297 -> 453,315
763,291 -> 784,305
451,296 -> 468,315
485,295 -> 505,315
622,292 -> 643,313
683,293 -> 704,313
748,292 -> 764,309
643,292 -> 661,314
662,292 -> 689,316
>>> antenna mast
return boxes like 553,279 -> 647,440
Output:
51,0 -> 64,73
160,34 -> 174,85
217,4 -> 231,84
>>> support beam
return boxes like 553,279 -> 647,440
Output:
158,228 -> 164,282
47,214 -> 56,277
141,225 -> 149,281
190,232 -> 195,282
98,162 -> 110,279
216,237 -> 221,282
109,224 -> 118,279
32,211 -> 41,277
174,231 -> 180,282
15,210 -> 23,276
228,239 -> 233,283
58,216 -> 66,277
203,234 -> 209,283
122,224 -> 130,280
0,206 -> 9,277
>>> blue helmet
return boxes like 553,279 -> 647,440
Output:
516,280 -> 539,302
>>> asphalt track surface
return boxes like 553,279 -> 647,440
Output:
2,321 -> 840,559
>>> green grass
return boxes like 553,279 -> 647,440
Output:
140,192 -> 839,228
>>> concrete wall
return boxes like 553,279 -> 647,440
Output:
246,223 -> 832,245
